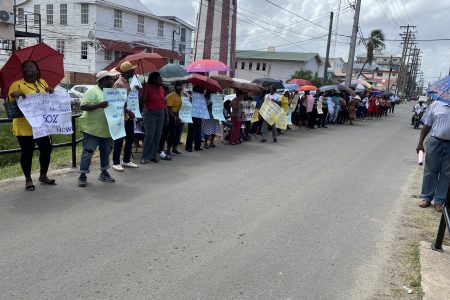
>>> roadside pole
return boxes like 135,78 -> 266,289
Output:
345,0 -> 362,87
323,12 -> 334,84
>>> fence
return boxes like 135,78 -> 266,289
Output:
432,184 -> 450,251
0,114 -> 82,168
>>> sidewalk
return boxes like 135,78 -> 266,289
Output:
420,239 -> 450,299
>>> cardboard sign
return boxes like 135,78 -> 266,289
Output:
103,88 -> 127,140
259,100 -> 282,125
179,96 -> 193,123
239,100 -> 257,121
127,89 -> 142,118
211,94 -> 225,122
191,93 -> 210,119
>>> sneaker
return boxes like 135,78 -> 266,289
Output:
78,174 -> 87,187
122,161 -> 139,168
273,139 -> 277,143
112,164 -> 124,172
160,151 -> 172,160
98,171 -> 115,183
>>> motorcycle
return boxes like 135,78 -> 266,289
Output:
412,112 -> 424,129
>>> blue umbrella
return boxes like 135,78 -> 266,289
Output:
428,75 -> 450,105
282,83 -> 300,91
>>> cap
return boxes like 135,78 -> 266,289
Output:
96,70 -> 117,82
119,61 -> 137,73
353,95 -> 361,100
283,89 -> 290,94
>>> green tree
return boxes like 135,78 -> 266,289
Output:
290,69 -> 334,86
359,29 -> 385,65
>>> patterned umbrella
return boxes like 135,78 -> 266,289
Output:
428,75 -> 450,104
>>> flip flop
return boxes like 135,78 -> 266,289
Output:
39,178 -> 57,185
25,182 -> 35,191
419,200 -> 431,208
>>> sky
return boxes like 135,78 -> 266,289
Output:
143,0 -> 450,86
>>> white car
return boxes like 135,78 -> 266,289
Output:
70,85 -> 95,98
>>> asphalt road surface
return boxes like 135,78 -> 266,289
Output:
0,104 -> 419,300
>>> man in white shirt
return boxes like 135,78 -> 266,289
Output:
261,85 -> 281,143
416,99 -> 450,212
411,100 -> 427,125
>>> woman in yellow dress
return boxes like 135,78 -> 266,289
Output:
7,60 -> 55,191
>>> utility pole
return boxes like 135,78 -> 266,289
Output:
323,12 -> 334,84
345,0 -> 362,87
387,55 -> 393,92
396,25 -> 416,98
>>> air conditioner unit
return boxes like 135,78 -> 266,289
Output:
0,11 -> 14,25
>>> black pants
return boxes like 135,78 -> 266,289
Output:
17,136 -> 53,178
113,119 -> 134,165
186,117 -> 202,151
390,103 -> 395,113
167,116 -> 183,151
159,123 -> 169,152
319,108 -> 328,127
307,109 -> 317,128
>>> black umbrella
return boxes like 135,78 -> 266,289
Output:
251,78 -> 284,90
319,84 -> 356,96
383,91 -> 394,97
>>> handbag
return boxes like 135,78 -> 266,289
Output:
3,99 -> 24,119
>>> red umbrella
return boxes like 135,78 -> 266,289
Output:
186,59 -> 231,73
210,75 -> 264,95
116,51 -> 167,74
296,85 -> 318,91
0,43 -> 64,98
185,74 -> 222,92
289,78 -> 312,86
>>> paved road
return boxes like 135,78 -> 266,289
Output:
0,104 -> 419,300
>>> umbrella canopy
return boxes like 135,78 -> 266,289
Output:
288,78 -> 312,86
0,43 -> 64,98
282,83 -> 300,91
159,63 -> 188,78
297,85 -> 318,91
383,91 -> 394,97
251,78 -> 284,90
116,52 -> 167,74
319,84 -> 356,96
210,75 -> 264,94
186,59 -> 231,73
185,74 -> 222,92
427,75 -> 450,104
349,79 -> 373,89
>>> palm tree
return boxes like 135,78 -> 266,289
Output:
356,29 -> 385,78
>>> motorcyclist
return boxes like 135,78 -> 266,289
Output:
411,99 -> 427,125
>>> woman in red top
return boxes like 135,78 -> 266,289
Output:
140,72 -> 166,164
367,94 -> 378,120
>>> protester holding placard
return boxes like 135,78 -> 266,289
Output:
261,86 -> 281,143
166,83 -> 184,155
112,61 -> 139,172
77,71 -> 117,187
202,91 -> 221,148
140,72 -> 166,164
229,89 -> 244,145
186,86 -> 205,152
7,60 -> 55,191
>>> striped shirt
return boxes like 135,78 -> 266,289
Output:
422,101 -> 450,140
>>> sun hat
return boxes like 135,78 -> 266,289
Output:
119,61 -> 137,73
96,70 -> 117,81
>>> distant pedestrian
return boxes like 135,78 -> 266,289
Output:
229,89 -> 244,145
261,86 -> 281,143
166,83 -> 184,155
202,91 -> 221,148
78,71 -> 117,187
417,100 -> 450,212
185,86 -> 205,152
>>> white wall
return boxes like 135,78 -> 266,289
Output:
235,59 -> 314,82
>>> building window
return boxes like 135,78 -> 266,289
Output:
256,63 -> 260,71
262,63 -> 266,71
114,9 -> 122,29
377,72 -> 383,77
81,3 -> 89,24
137,15 -> 144,33
104,50 -> 112,61
56,39 -> 65,54
34,5 -> 40,25
249,62 -> 253,70
180,27 -> 186,42
46,4 -> 53,25
81,41 -> 88,59
17,8 -> 24,25
17,39 -> 25,49
157,20 -> 164,37
60,4 -> 67,25
179,44 -> 186,65
235,61 -> 237,69
114,51 -> 122,60
241,62 -> 245,70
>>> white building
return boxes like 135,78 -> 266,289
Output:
235,50 -> 325,82
8,0 -> 195,84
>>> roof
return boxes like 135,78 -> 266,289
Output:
236,50 -> 321,62
161,16 -> 196,31
98,0 -> 153,15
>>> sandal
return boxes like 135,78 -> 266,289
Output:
38,176 -> 57,185
209,143 -> 216,148
25,180 -> 35,191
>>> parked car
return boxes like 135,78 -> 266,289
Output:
70,85 -> 94,98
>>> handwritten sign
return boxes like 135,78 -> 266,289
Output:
211,94 -> 225,122
276,109 -> 288,130
191,93 -> 210,119
287,108 -> 293,125
179,96 -> 193,123
259,99 -> 282,125
17,92 -> 73,139
239,100 -> 257,121
129,75 -> 142,90
251,108 -> 260,123
127,89 -> 142,118
103,88 -> 127,140
290,94 -> 299,110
